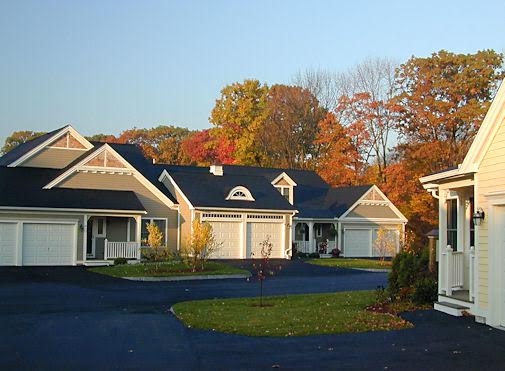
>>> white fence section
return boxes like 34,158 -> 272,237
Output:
441,246 -> 464,296
104,239 -> 141,260
295,241 -> 312,253
469,246 -> 476,302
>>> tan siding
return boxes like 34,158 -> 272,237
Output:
347,204 -> 399,219
58,172 -> 179,248
475,117 -> 505,310
175,189 -> 192,246
274,178 -> 290,186
20,147 -> 86,169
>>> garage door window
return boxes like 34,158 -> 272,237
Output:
141,218 -> 167,246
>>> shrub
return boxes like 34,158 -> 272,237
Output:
114,257 -> 128,265
297,252 -> 308,258
331,248 -> 341,258
388,248 -> 437,304
308,253 -> 319,258
412,278 -> 438,304
142,247 -> 174,263
182,220 -> 222,272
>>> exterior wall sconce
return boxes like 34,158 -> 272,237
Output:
472,208 -> 485,226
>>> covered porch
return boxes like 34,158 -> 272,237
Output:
292,220 -> 338,254
434,179 -> 477,304
82,214 -> 143,265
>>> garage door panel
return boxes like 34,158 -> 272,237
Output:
0,223 -> 17,266
344,229 -> 371,257
22,223 -> 75,266
247,222 -> 283,259
208,221 -> 241,259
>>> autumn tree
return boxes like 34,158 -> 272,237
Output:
259,84 -> 327,169
210,79 -> 269,165
118,125 -> 193,164
395,49 -> 504,174
180,129 -> 218,165
1,130 -> 46,154
314,112 -> 358,186
86,134 -> 119,143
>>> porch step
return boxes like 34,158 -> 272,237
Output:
83,260 -> 112,267
434,301 -> 470,317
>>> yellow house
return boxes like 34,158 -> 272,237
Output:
420,79 -> 505,327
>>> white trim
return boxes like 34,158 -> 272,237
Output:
339,185 -> 408,222
271,172 -> 297,187
43,144 -> 176,209
419,168 -> 461,184
226,186 -> 255,201
0,206 -> 147,214
339,218 -> 405,223
461,79 -> 505,173
196,206 -> 297,214
8,125 -> 93,167
158,170 -> 194,209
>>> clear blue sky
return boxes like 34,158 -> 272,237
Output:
1,0 -> 504,144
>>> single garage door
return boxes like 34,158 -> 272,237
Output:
22,223 -> 75,266
208,221 -> 241,258
246,222 -> 283,258
344,229 -> 371,257
0,222 -> 17,266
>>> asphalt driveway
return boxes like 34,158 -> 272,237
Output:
0,260 -> 504,370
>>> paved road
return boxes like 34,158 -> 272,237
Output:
0,260 -> 504,370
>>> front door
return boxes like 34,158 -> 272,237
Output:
88,217 -> 106,258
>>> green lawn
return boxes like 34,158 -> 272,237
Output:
307,258 -> 392,270
172,290 -> 412,337
89,261 -> 250,278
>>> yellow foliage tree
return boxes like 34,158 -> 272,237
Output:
183,220 -> 222,272
373,227 -> 398,263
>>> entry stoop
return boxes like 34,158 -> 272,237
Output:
434,301 -> 470,317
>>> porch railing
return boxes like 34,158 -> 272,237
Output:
104,239 -> 141,260
469,246 -> 476,302
294,241 -> 312,253
440,246 -> 464,296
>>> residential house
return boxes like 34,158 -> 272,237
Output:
0,125 -> 406,266
420,79 -> 505,327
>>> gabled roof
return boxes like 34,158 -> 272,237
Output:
0,167 -> 145,212
0,126 -> 67,166
158,165 -> 296,211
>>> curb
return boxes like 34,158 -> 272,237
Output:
352,268 -> 391,273
122,273 -> 251,282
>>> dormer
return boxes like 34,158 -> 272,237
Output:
271,172 -> 297,204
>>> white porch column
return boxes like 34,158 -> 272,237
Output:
135,215 -> 142,244
308,221 -> 315,253
82,214 -> 88,263
439,189 -> 448,294
337,221 -> 342,253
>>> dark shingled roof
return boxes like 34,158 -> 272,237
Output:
156,165 -> 296,211
0,167 -> 145,211
155,164 -> 372,217
0,126 -> 68,166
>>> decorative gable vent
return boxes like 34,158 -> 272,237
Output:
83,150 -> 126,168
226,186 -> 254,201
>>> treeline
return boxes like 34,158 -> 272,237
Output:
2,50 -> 503,240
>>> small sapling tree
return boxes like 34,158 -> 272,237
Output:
183,220 -> 222,272
251,236 -> 274,307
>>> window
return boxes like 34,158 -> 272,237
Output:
276,186 -> 290,202
447,199 -> 457,250
316,224 -> 323,237
226,186 -> 254,201
141,218 -> 167,247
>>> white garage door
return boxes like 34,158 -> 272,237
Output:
208,221 -> 241,258
0,222 -> 17,266
344,229 -> 371,257
246,222 -> 283,259
22,223 -> 75,266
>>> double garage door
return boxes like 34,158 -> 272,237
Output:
344,228 -> 399,257
0,221 -> 76,266
208,220 -> 284,259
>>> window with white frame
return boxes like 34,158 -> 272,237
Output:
226,186 -> 254,201
447,199 -> 457,250
315,224 -> 323,237
275,186 -> 290,202
141,218 -> 167,247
